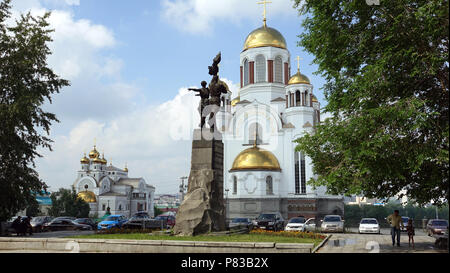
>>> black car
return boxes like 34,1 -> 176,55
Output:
30,216 -> 53,232
254,213 -> 285,231
74,218 -> 97,229
43,219 -> 92,231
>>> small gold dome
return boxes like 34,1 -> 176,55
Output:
89,146 -> 100,159
231,96 -> 240,107
93,155 -> 103,164
80,154 -> 89,164
231,146 -> 281,172
312,95 -> 318,103
77,191 -> 96,203
243,25 -> 287,51
288,70 -> 311,85
100,154 -> 107,165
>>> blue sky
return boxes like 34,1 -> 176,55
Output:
10,0 -> 327,194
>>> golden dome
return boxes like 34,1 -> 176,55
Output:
80,154 -> 89,164
89,146 -> 100,159
93,155 -> 103,164
100,154 -> 107,165
243,25 -> 287,51
312,95 -> 318,103
288,70 -> 311,85
231,146 -> 281,172
231,96 -> 240,107
77,191 -> 96,203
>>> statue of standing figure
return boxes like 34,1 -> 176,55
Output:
190,52 -> 228,130
188,81 -> 209,129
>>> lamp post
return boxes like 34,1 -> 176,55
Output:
225,189 -> 230,223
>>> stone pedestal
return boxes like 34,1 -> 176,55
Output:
173,129 -> 226,236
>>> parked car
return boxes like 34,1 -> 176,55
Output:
74,218 -> 97,229
285,217 -> 306,232
30,216 -> 53,232
155,215 -> 176,228
427,219 -> 449,236
358,218 -> 380,234
123,213 -> 153,229
303,218 -> 316,232
401,217 -> 409,232
97,215 -> 128,230
43,219 -> 92,231
321,215 -> 344,233
228,218 -> 253,230
253,213 -> 285,231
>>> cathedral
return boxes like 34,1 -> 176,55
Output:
217,11 -> 344,220
73,145 -> 155,218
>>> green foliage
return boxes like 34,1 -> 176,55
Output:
0,0 -> 69,221
293,0 -> 449,206
25,197 -> 40,217
48,188 -> 90,218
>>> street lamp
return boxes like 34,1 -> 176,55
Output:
225,189 -> 229,223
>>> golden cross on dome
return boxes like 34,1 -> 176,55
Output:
296,56 -> 304,72
257,0 -> 272,27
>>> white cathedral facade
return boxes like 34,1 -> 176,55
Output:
73,146 -> 155,218
217,20 -> 344,220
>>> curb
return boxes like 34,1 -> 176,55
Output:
312,234 -> 332,253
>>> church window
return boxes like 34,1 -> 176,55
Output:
102,204 -> 106,211
266,176 -> 273,195
295,90 -> 301,106
118,204 -> 122,211
255,55 -> 266,83
243,59 -> 249,86
274,56 -> 283,83
232,176 -> 237,195
300,152 -> 307,194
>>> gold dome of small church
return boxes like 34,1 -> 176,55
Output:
231,146 -> 281,172
243,24 -> 287,52
77,191 -> 96,203
89,145 -> 100,159
288,70 -> 311,85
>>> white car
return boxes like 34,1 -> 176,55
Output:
321,215 -> 345,233
303,218 -> 316,232
285,217 -> 306,232
359,218 -> 381,234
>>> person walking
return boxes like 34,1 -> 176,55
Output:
406,219 -> 415,249
25,217 -> 33,236
387,210 -> 404,247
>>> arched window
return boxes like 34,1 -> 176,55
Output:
243,59 -> 249,86
295,90 -> 301,106
118,204 -> 122,211
233,176 -> 237,195
255,55 -> 266,83
274,56 -> 283,83
266,176 -> 273,195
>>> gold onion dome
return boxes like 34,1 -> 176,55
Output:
80,154 -> 89,164
288,70 -> 311,85
312,95 -> 318,103
89,146 -> 100,159
243,25 -> 287,51
231,96 -> 241,107
93,155 -> 103,164
231,146 -> 281,172
77,191 -> 96,203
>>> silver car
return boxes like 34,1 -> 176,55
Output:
321,215 -> 344,233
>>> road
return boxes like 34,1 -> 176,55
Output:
318,228 -> 447,253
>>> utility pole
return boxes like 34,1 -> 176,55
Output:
179,176 -> 188,202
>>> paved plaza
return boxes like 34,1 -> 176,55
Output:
318,228 -> 447,253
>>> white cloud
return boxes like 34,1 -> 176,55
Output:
161,0 -> 298,34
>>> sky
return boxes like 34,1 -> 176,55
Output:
8,0 -> 328,194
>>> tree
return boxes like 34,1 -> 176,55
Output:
154,206 -> 163,217
48,188 -> 90,218
25,197 -> 40,217
293,0 -> 449,206
0,0 -> 69,222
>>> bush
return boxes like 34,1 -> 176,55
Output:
250,229 -> 326,240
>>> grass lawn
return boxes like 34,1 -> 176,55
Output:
71,233 -> 324,246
